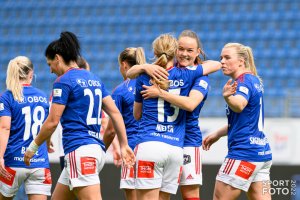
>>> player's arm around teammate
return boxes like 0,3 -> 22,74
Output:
129,30 -> 221,200
131,30 -> 221,200
139,58 -> 221,112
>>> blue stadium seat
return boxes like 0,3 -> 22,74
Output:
0,0 -> 299,117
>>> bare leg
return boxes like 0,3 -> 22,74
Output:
213,180 -> 241,200
51,182 -> 76,200
124,189 -> 137,200
159,191 -> 171,200
73,184 -> 102,200
180,185 -> 200,199
0,193 -> 13,200
28,194 -> 47,200
136,188 -> 160,200
247,181 -> 271,200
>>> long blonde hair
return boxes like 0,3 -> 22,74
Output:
118,47 -> 146,67
224,43 -> 262,82
152,34 -> 178,90
6,56 -> 33,102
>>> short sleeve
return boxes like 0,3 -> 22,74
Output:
0,93 -> 12,117
101,82 -> 110,98
186,64 -> 204,81
235,81 -> 251,101
191,76 -> 210,96
112,89 -> 123,113
51,82 -> 72,105
135,76 -> 143,103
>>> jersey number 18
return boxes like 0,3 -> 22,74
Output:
22,106 -> 46,141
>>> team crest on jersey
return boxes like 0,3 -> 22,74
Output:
128,86 -> 133,92
76,79 -> 88,87
17,97 -> 27,104
0,103 -> 4,111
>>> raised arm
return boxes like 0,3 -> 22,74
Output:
223,79 -> 247,113
141,85 -> 204,112
202,60 -> 222,75
126,64 -> 169,80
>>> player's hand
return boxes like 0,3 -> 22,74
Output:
24,149 -> 35,166
141,85 -> 161,99
113,148 -> 122,167
202,133 -> 220,151
120,145 -> 135,168
223,79 -> 237,98
0,157 -> 9,178
47,139 -> 55,153
144,64 -> 169,81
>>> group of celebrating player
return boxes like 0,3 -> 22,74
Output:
0,30 -> 272,200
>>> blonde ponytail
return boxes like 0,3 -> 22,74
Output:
224,43 -> 262,83
6,56 -> 33,102
151,34 -> 178,90
244,46 -> 257,76
135,47 -> 146,65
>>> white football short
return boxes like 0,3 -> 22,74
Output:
216,158 -> 272,192
135,141 -> 183,194
120,163 -> 135,189
0,167 -> 51,197
180,146 -> 203,185
58,144 -> 105,190
120,145 -> 137,190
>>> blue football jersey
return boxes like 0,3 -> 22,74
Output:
135,65 -> 203,147
112,79 -> 139,150
51,68 -> 109,155
184,75 -> 210,147
226,73 -> 272,162
0,85 -> 50,168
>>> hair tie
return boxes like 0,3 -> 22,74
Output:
161,53 -> 168,58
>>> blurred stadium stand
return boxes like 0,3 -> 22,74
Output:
0,0 -> 299,117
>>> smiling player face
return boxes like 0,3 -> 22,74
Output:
176,36 -> 200,67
